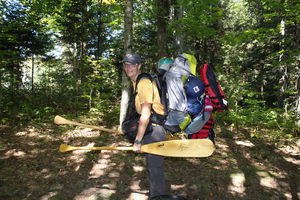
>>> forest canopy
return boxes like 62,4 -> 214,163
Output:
0,0 -> 299,137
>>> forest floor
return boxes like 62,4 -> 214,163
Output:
0,116 -> 299,200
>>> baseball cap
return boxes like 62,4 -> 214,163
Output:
122,53 -> 141,64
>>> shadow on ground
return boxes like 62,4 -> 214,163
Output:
0,118 -> 299,200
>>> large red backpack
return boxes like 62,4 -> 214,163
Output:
189,114 -> 214,140
200,64 -> 229,112
189,64 -> 228,142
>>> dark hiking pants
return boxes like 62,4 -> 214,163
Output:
143,125 -> 166,198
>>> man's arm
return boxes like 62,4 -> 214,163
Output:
133,102 -> 151,152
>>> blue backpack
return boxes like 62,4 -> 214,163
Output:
184,75 -> 205,116
184,75 -> 211,135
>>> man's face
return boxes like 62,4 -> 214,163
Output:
123,62 -> 140,81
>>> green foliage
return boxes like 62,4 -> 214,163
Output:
221,101 -> 299,138
220,0 -> 299,137
91,97 -> 120,126
172,0 -> 222,39
0,0 -> 299,139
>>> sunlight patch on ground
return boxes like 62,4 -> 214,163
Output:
102,183 -> 117,189
74,187 -> 116,200
89,153 -> 113,178
130,180 -> 142,190
171,184 -> 186,190
28,168 -> 51,178
216,138 -> 230,151
2,149 -> 26,159
40,191 -> 58,200
228,172 -> 246,197
89,163 -> 107,178
129,180 -> 148,200
213,140 -> 236,170
29,148 -> 39,156
245,152 -> 253,161
256,171 -> 278,189
235,140 -> 255,147
70,152 -> 89,160
133,165 -> 144,172
277,145 -> 299,156
15,126 -> 58,142
27,141 -> 38,146
11,150 -> 26,157
108,170 -> 120,178
186,158 -> 201,164
117,140 -> 132,146
282,156 -> 300,166
214,159 -> 230,170
15,131 -> 27,136
128,192 -> 148,200
64,128 -> 100,138
284,192 -> 293,199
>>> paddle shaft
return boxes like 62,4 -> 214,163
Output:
54,115 -> 123,135
59,144 -> 133,152
54,115 -> 183,140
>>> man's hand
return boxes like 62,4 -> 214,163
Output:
133,143 -> 142,153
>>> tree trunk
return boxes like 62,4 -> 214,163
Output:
157,0 -> 170,59
96,0 -> 103,60
124,0 -> 133,51
278,19 -> 288,117
297,96 -> 300,126
31,54 -> 34,91
174,2 -> 184,55
89,88 -> 93,111
296,76 -> 300,126
120,0 -> 133,126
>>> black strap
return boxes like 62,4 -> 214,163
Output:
124,73 -> 153,121
135,73 -> 166,125
135,73 -> 154,111
124,78 -> 139,121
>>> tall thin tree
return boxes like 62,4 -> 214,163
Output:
173,1 -> 184,55
119,0 -> 133,126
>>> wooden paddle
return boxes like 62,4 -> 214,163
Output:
59,139 -> 215,157
54,115 -> 181,140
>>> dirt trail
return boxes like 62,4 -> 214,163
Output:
0,122 -> 299,200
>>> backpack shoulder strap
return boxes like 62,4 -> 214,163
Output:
135,73 -> 154,105
136,73 -> 168,125
136,73 -> 153,85
125,73 -> 152,120
134,73 -> 153,99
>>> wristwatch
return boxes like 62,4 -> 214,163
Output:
135,139 -> 142,144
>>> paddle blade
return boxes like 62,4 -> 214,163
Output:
54,116 -> 72,125
59,144 -> 75,152
59,139 -> 215,157
54,115 -> 124,135
141,139 -> 215,157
